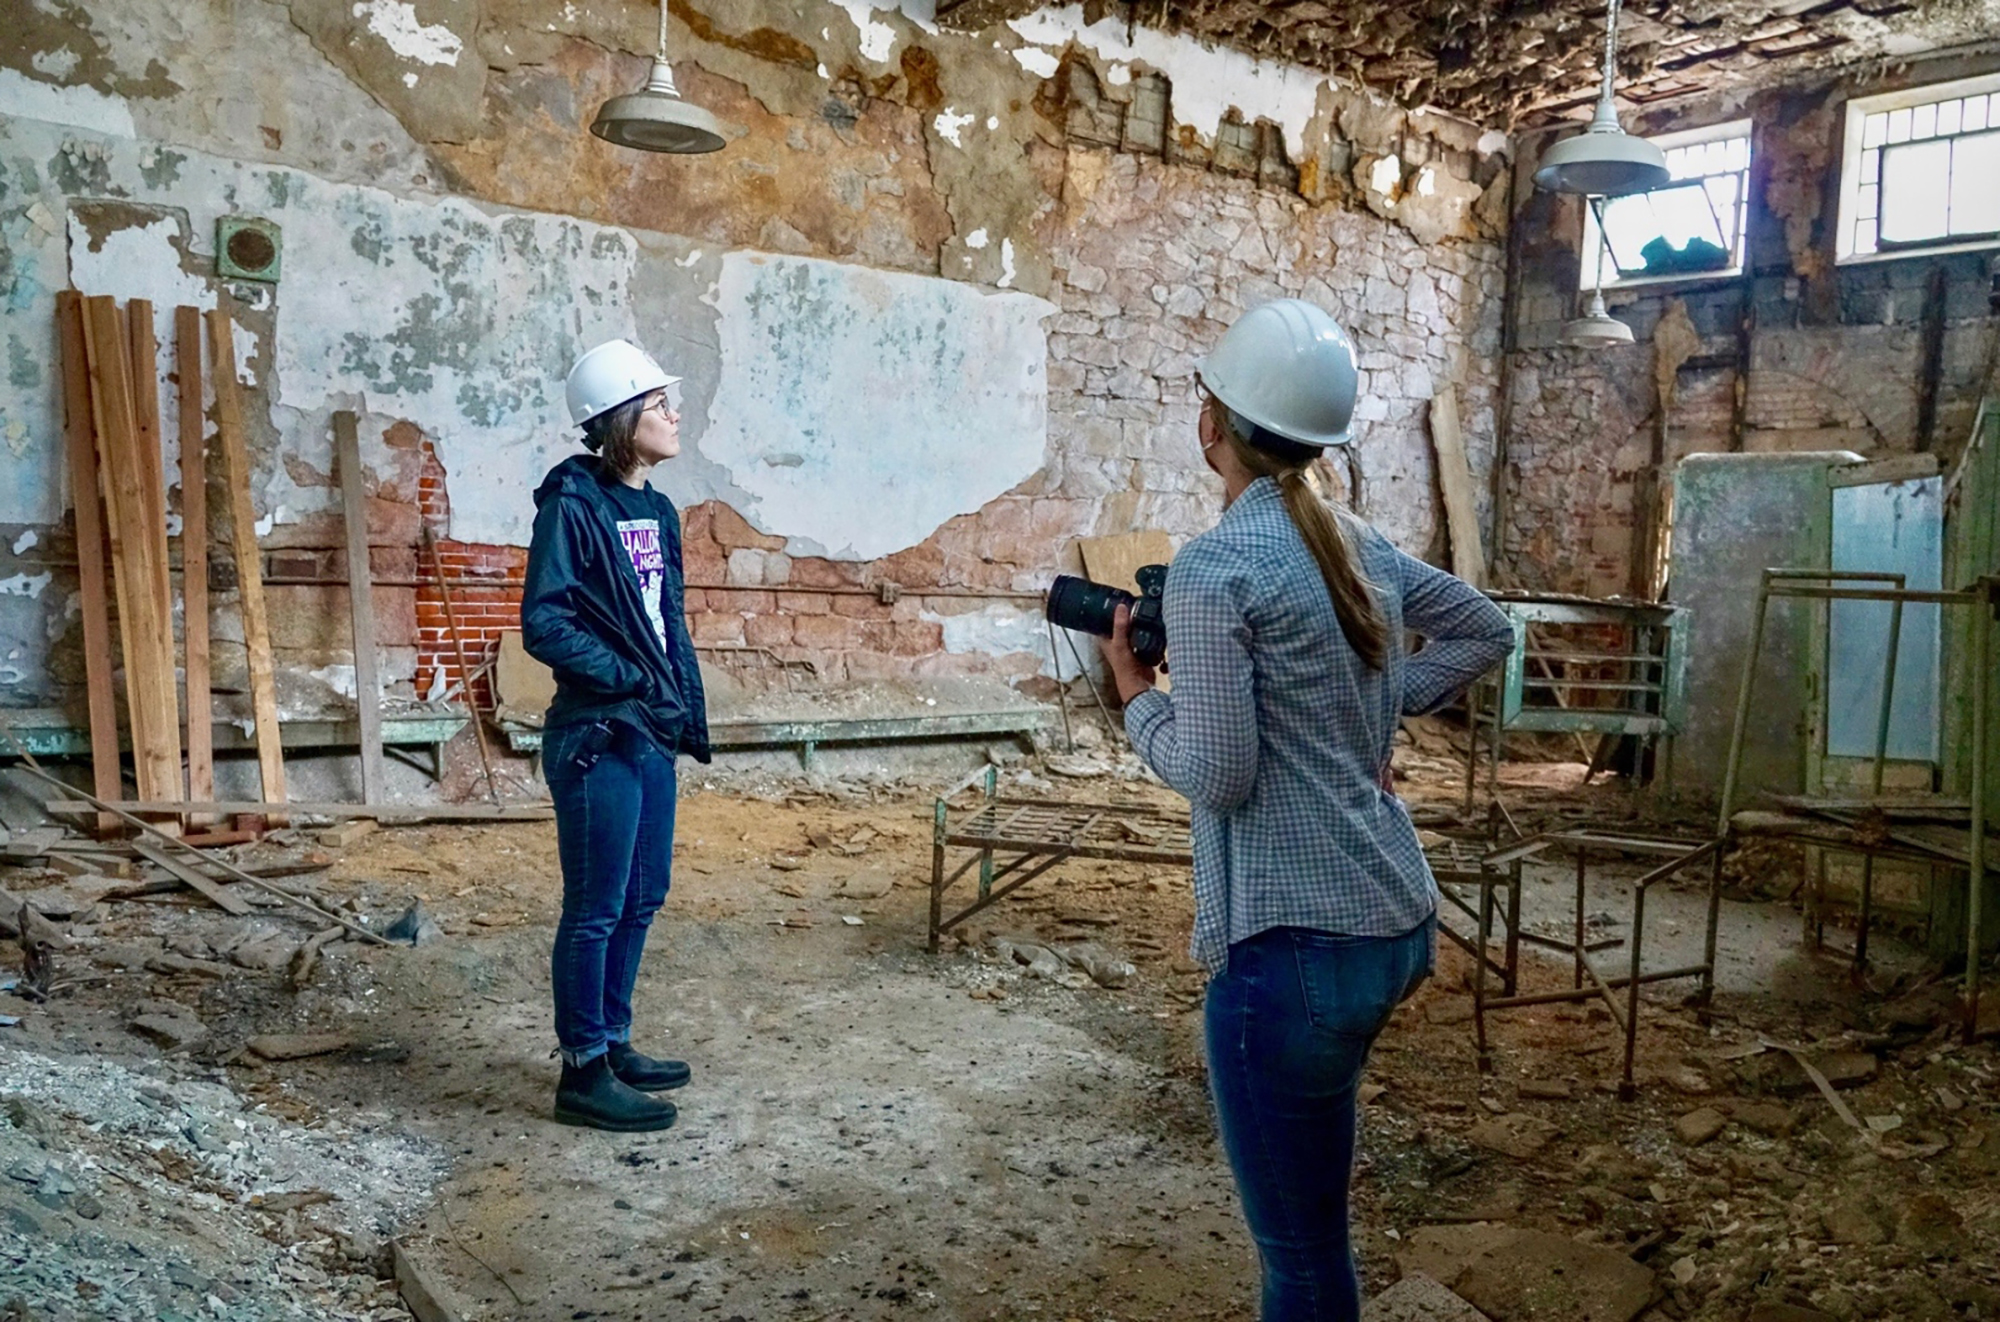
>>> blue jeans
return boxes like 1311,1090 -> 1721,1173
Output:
1204,917 -> 1435,1322
545,720 -> 677,1067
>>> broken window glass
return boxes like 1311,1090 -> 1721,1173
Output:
1581,127 -> 1751,287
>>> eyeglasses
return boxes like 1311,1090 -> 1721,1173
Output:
643,394 -> 674,418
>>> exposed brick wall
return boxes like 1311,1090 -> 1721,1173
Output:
415,438 -> 523,711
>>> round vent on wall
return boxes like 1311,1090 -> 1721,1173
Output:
216,217 -> 282,283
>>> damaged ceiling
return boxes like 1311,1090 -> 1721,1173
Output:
946,0 -> 2000,126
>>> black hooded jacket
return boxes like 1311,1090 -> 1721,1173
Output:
521,455 -> 710,763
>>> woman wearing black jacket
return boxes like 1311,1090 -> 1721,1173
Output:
521,338 -> 711,1133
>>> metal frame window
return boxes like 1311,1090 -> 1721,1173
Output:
1839,73 -> 2000,262
1580,120 -> 1752,290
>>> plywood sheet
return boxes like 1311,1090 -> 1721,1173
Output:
1077,532 -> 1174,595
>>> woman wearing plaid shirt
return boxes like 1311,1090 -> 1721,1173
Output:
1099,301 -> 1513,1321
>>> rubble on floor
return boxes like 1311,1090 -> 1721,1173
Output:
0,717 -> 1995,1319
1,1046 -> 443,1320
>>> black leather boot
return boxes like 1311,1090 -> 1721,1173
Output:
606,1041 -> 692,1092
554,1055 -> 677,1131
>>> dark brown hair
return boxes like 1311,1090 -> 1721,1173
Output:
582,394 -> 647,480
1211,398 -> 1390,670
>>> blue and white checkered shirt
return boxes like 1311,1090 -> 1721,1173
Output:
1124,477 -> 1515,971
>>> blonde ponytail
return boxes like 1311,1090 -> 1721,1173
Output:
1218,405 -> 1390,670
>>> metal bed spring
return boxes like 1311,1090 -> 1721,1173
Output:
928,768 -> 1191,952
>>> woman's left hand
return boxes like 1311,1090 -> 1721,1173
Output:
1098,604 -> 1157,705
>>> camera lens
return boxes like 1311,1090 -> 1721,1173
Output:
1046,574 -> 1135,640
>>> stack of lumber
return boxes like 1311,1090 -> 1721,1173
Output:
53,293 -> 289,832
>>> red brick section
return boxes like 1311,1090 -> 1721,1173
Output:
416,439 -> 523,711
414,447 -> 1061,702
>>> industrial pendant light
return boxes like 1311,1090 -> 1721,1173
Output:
1534,0 -> 1669,197
1564,197 -> 1635,347
590,0 -> 726,154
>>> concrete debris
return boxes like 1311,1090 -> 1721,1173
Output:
1674,1106 -> 1728,1146
990,936 -> 1136,989
225,930 -> 300,972
1465,1113 -> 1560,1160
246,1033 -> 353,1062
382,899 -> 443,946
1449,1229 -> 1656,1322
1365,1272 -> 1492,1321
127,1012 -> 208,1052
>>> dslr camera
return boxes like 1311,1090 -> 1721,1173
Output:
1045,565 -> 1168,669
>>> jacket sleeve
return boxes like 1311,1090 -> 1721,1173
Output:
1123,540 -> 1259,813
1389,543 -> 1515,716
520,495 -> 651,700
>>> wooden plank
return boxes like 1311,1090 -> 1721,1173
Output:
47,797 -> 555,822
1830,452 -> 1944,489
55,292 -> 122,835
130,840 -> 254,917
81,296 -> 182,812
126,300 -> 184,807
1429,388 -> 1486,589
175,306 -> 214,810
334,412 -> 385,804
206,306 -> 288,822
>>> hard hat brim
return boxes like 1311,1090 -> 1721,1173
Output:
1196,360 -> 1354,449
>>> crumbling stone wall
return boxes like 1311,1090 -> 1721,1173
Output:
0,0 -> 1508,719
1502,50 -> 2000,599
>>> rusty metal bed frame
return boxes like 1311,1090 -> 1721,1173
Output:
1714,570 -> 1999,1041
927,767 -> 1192,952
1428,827 -> 1722,1099
929,770 -> 1721,1097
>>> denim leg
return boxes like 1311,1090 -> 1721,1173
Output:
600,735 -> 675,1046
547,724 -> 645,1067
1204,919 -> 1435,1322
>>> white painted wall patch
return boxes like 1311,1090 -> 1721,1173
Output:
0,572 -> 52,599
352,1 -> 465,67
933,109 -> 974,147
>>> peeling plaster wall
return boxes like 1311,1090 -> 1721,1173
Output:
0,0 -> 1508,720
1502,50 -> 2000,600
700,251 -> 1052,560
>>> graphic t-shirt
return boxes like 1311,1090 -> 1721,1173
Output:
600,479 -> 672,658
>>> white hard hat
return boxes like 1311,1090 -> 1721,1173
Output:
565,339 -> 680,427
1196,299 -> 1360,448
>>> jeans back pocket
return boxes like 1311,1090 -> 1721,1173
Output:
1291,929 -> 1410,1038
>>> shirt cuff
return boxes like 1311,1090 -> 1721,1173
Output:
1122,688 -> 1171,748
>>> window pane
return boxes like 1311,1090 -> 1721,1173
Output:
1948,131 -> 2000,237
1937,99 -> 1963,137
1888,107 -> 1912,143
1863,112 -> 1887,149
1723,136 -> 1750,172
1601,181 -> 1733,276
1861,147 -> 1879,182
1912,102 -> 1938,140
1857,183 -> 1878,220
1967,97 -> 1991,132
1880,138 -> 1953,243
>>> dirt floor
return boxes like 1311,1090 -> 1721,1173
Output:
3,718 -> 1998,1321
